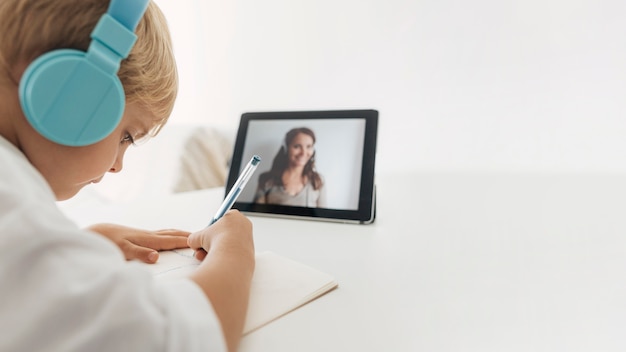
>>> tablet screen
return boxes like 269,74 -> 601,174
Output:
227,110 -> 378,224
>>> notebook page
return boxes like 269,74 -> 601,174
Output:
134,249 -> 338,334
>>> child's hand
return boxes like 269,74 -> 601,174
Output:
187,210 -> 255,351
86,223 -> 190,264
188,210 -> 254,261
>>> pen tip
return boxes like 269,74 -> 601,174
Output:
252,155 -> 261,165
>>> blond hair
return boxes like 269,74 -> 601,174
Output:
0,0 -> 178,133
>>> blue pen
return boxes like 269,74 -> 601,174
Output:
209,155 -> 261,226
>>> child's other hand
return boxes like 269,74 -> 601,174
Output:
86,223 -> 190,264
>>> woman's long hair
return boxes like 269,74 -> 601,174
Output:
259,127 -> 323,190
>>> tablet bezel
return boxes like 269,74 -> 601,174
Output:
226,109 -> 378,224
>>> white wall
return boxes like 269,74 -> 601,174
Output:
155,0 -> 626,174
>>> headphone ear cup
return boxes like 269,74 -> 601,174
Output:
19,49 -> 125,147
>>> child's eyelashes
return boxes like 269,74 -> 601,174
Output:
121,132 -> 135,146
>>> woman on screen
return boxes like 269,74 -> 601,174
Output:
254,127 -> 326,207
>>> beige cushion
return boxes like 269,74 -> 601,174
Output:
173,127 -> 233,192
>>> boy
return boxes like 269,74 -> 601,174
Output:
0,1 -> 254,351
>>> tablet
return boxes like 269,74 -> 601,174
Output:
226,109 -> 378,224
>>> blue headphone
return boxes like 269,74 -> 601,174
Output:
18,0 -> 149,146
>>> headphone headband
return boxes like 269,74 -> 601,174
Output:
109,0 -> 150,30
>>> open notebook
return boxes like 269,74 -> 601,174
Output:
136,249 -> 338,334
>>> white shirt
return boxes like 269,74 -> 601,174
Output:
0,136 -> 227,352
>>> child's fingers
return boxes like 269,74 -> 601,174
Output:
194,248 -> 208,261
153,234 -> 190,250
187,231 -> 209,261
122,243 -> 159,263
154,229 -> 191,237
133,233 -> 190,251
187,231 -> 203,250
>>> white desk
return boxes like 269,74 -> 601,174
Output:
60,172 -> 626,351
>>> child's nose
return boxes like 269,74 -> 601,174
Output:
109,156 -> 124,173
